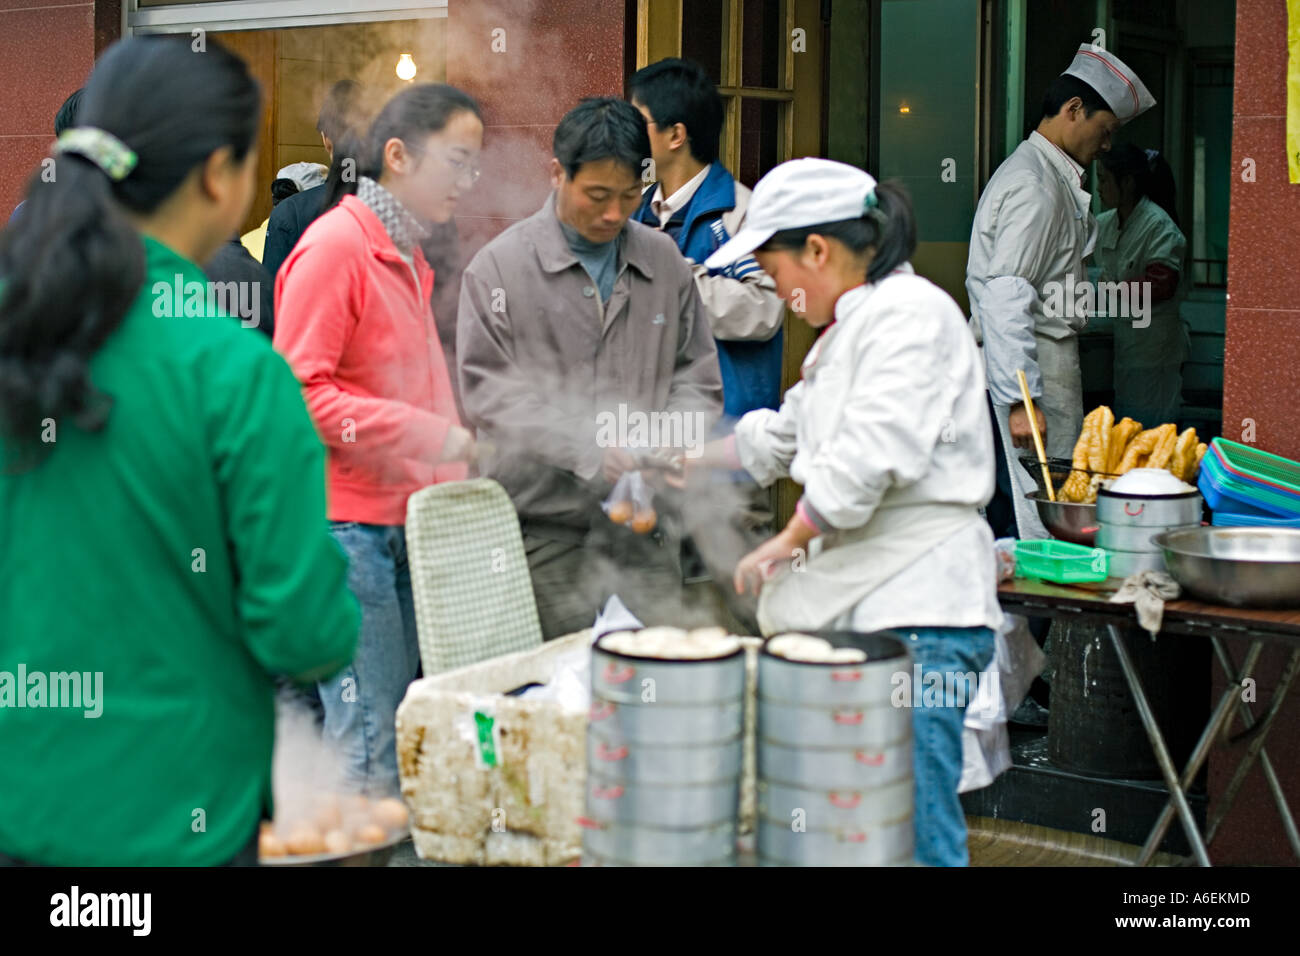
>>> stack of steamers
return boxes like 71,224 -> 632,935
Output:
582,627 -> 914,866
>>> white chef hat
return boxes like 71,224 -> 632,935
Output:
704,158 -> 878,269
1062,44 -> 1155,124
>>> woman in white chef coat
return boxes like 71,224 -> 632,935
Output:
677,158 -> 1002,867
1094,143 -> 1189,425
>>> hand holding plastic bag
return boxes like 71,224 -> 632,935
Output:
601,470 -> 658,533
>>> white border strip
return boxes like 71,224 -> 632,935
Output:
128,0 -> 448,35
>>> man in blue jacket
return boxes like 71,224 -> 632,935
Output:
630,59 -> 786,627
630,59 -> 786,427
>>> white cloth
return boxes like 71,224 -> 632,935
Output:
968,132 -> 1096,537
958,614 -> 1046,793
734,265 -> 1002,635
1094,197 -> 1189,423
1062,44 -> 1156,124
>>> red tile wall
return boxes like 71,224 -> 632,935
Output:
444,0 -> 628,263
1206,0 -> 1300,866
0,1 -> 97,222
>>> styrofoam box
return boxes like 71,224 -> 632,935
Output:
396,631 -> 761,867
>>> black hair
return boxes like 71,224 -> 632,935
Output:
1040,73 -> 1112,122
758,179 -> 916,283
553,97 -> 651,180
1101,142 -> 1180,229
0,36 -> 259,456
627,58 -> 723,165
323,83 -> 481,211
54,89 -> 84,137
270,177 -> 301,206
316,79 -> 365,143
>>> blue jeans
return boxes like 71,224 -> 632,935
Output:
320,522 -> 420,797
904,625 -> 997,867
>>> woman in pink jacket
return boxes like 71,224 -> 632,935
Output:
274,84 -> 482,796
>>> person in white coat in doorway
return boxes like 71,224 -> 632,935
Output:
1094,143 -> 1189,426
968,44 -> 1155,540
674,159 -> 1002,867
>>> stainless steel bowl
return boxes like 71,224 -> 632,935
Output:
260,829 -> 410,867
1153,526 -> 1300,608
1026,491 -> 1100,546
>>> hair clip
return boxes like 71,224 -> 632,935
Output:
53,127 -> 138,182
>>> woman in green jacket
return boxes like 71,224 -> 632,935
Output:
0,37 -> 359,866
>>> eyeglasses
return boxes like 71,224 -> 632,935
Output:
403,141 -> 481,185
444,153 -> 481,185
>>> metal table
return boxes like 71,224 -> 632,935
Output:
998,577 -> 1300,866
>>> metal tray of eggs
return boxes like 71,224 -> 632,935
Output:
259,794 -> 411,866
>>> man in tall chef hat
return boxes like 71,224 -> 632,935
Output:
967,44 -> 1154,539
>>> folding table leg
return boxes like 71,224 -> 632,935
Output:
1106,624 -> 1214,866
1205,641 -> 1300,860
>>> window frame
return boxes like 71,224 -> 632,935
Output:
125,0 -> 448,36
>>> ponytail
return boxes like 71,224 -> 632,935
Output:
0,35 -> 259,461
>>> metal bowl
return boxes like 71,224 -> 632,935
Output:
1152,526 -> 1300,608
1026,491 -> 1100,546
260,829 -> 410,867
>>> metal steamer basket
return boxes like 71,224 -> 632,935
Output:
756,631 -> 914,867
583,635 -> 746,866
1096,486 -> 1203,577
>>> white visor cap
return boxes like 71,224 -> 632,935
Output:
1062,44 -> 1155,124
704,158 -> 879,270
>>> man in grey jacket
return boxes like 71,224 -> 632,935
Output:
458,98 -> 724,639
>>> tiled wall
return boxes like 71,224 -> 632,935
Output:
0,0 -> 97,221
1205,0 -> 1300,866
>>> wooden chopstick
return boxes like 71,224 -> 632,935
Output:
1016,368 -> 1055,502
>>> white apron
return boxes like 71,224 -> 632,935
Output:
756,502 -> 980,636
991,333 -> 1083,541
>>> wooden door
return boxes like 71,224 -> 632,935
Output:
635,0 -> 827,527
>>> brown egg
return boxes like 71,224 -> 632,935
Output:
285,826 -> 326,856
314,798 -> 343,832
323,829 -> 352,855
259,831 -> 287,858
631,509 -> 657,534
355,823 -> 387,846
608,501 -> 633,524
372,797 -> 410,830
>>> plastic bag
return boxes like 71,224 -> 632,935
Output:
958,614 -> 1046,793
993,537 -> 1017,583
601,471 -> 658,533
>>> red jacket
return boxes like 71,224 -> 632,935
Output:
274,195 -> 465,525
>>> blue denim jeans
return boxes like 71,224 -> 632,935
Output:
320,522 -> 420,797
904,625 -> 997,867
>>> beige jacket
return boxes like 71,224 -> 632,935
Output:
682,182 -> 785,343
457,193 -> 724,537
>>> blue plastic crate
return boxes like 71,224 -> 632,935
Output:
1199,448 -> 1300,519
1211,507 -> 1300,528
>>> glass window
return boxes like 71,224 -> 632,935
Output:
741,0 -> 782,88
877,0 -> 979,242
681,0 -> 725,85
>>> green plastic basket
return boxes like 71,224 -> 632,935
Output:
1014,539 -> 1109,584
